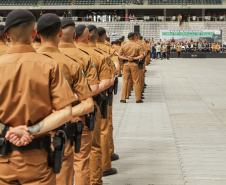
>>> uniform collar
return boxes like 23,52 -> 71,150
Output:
97,41 -> 105,45
88,42 -> 96,47
58,43 -> 76,48
37,46 -> 60,53
76,42 -> 89,47
0,41 -> 6,45
5,45 -> 36,54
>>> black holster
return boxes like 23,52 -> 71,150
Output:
139,58 -> 145,69
0,124 -> 9,156
114,77 -> 118,95
107,86 -> 114,107
85,105 -> 98,131
100,91 -> 108,119
50,130 -> 67,174
74,121 -> 83,153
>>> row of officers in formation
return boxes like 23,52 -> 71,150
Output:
0,9 -> 150,185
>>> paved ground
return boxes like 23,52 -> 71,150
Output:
103,58 -> 226,185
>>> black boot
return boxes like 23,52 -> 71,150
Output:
111,153 -> 119,161
136,100 -> 143,103
120,100 -> 126,103
103,168 -> 117,177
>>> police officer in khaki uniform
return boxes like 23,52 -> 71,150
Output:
177,43 -> 181,58
119,32 -> 144,103
75,24 -> 115,184
0,25 -> 9,56
0,9 -> 75,185
59,21 -> 101,185
87,24 -> 119,177
36,14 -> 95,185
113,40 -> 123,77
96,28 -> 120,165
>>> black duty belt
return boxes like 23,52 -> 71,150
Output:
123,60 -> 139,64
0,135 -> 51,156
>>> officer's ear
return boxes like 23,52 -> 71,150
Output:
59,29 -> 63,38
5,31 -> 9,39
31,29 -> 37,40
73,32 -> 76,40
96,35 -> 99,40
105,35 -> 107,39
88,34 -> 91,41
37,33 -> 41,39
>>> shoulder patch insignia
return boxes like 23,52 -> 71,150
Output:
92,61 -> 96,68
62,72 -> 67,80
81,70 -> 86,77
110,58 -> 114,62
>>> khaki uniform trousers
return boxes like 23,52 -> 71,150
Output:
108,96 -> 114,157
145,53 -> 150,65
90,104 -> 103,185
74,125 -> 92,185
0,150 -> 56,185
117,60 -> 122,76
121,62 -> 141,101
57,140 -> 74,185
126,75 -> 133,98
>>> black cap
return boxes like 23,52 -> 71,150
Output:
37,13 -> 61,33
4,9 -> 35,32
97,27 -> 106,36
0,25 -> 4,31
61,18 -> 75,29
87,24 -> 97,32
75,24 -> 87,39
128,32 -> 134,38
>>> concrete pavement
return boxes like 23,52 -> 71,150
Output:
104,58 -> 226,185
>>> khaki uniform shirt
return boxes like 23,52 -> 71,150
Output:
89,42 -> 116,75
113,45 -> 121,52
58,43 -> 99,86
118,40 -> 143,58
37,46 -> 93,102
96,41 -> 120,66
216,44 -> 220,50
177,45 -> 181,52
0,45 -> 75,127
136,40 -> 146,53
0,41 -> 9,56
150,40 -> 154,43
77,42 -> 112,81
162,46 -> 167,52
105,40 -> 111,47
32,42 -> 41,51
122,40 -> 127,45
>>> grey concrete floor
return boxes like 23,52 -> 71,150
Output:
103,58 -> 226,185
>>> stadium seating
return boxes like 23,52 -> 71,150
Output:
100,0 -> 122,5
123,0 -> 143,5
75,0 -> 95,5
42,0 -> 72,5
0,0 -> 38,6
148,0 -> 222,5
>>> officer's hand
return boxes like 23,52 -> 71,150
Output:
5,128 -> 34,146
128,57 -> 133,61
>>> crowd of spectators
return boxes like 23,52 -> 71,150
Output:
149,37 -> 225,59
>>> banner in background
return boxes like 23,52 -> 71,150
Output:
160,30 -> 222,43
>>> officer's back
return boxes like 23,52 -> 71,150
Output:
0,9 -> 74,185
